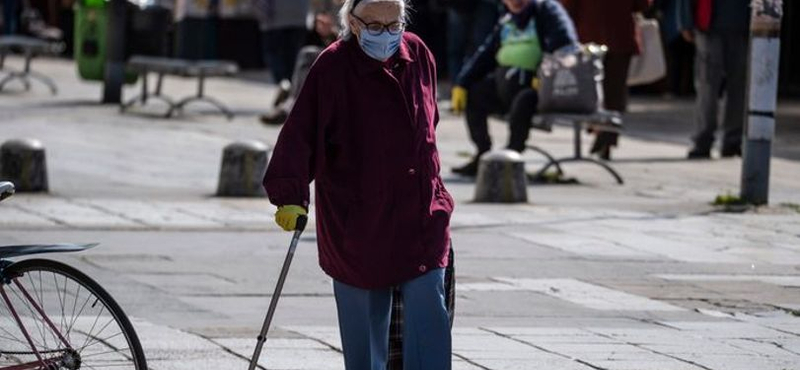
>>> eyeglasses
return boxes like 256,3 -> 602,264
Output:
351,13 -> 405,36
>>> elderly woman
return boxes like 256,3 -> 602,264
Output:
262,0 -> 454,369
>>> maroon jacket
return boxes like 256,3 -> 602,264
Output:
263,33 -> 453,289
561,0 -> 651,54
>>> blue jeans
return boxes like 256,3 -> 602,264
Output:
333,269 -> 451,370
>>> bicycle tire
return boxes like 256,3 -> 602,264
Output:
0,258 -> 147,370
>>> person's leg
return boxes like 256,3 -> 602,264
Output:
401,268 -> 451,370
2,0 -> 19,34
690,32 -> 725,156
720,33 -> 748,156
453,73 -> 504,176
333,280 -> 392,370
507,88 -> 539,152
591,52 -> 631,159
280,27 -> 308,83
261,29 -> 281,83
466,74 -> 503,153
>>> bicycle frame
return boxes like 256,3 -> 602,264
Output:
0,262 -> 73,370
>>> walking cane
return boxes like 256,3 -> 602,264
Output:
248,214 -> 308,370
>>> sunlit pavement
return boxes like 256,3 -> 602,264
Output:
1,56 -> 799,369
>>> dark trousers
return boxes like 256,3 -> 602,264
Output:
2,0 -> 19,34
262,27 -> 307,83
465,68 -> 539,154
592,51 -> 633,151
692,32 -> 748,151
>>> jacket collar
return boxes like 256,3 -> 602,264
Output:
347,34 -> 415,76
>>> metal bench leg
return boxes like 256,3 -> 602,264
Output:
547,157 -> 624,185
171,74 -> 234,119
121,71 -> 148,112
174,95 -> 235,120
0,73 -> 15,91
27,71 -> 58,95
526,145 -> 563,176
0,72 -> 28,91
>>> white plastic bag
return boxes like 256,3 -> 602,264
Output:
627,15 -> 667,86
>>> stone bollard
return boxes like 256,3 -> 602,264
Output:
216,141 -> 270,197
473,149 -> 528,203
0,138 -> 49,192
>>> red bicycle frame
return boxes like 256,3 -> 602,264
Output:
1,277 -> 73,370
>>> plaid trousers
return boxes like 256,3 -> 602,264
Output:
387,245 -> 455,370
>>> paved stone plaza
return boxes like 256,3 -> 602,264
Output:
1,57 -> 800,369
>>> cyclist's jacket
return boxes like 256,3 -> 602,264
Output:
455,0 -> 578,88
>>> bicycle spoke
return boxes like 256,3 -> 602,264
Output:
7,283 -> 53,351
2,261 -> 146,370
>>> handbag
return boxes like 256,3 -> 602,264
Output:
537,44 -> 606,114
627,14 -> 667,86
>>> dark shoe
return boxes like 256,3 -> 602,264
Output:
452,157 -> 480,177
259,108 -> 289,125
597,146 -> 611,161
687,147 -> 711,159
721,146 -> 742,158
590,132 -> 617,160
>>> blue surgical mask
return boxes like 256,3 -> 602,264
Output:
358,30 -> 403,61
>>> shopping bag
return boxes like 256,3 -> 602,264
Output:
627,14 -> 667,86
537,43 -> 606,114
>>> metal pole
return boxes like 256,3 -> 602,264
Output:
248,215 -> 308,370
741,0 -> 783,205
102,0 -> 127,103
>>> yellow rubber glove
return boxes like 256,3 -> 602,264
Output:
451,86 -> 468,114
275,205 -> 307,232
531,77 -> 540,90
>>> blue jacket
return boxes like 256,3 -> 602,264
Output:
672,0 -> 751,36
454,0 -> 578,88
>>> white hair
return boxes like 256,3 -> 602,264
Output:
338,0 -> 409,41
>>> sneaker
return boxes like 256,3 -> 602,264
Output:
687,147 -> 711,159
452,157 -> 480,177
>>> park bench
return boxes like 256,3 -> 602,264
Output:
121,56 -> 239,119
0,35 -> 64,95
528,110 -> 624,184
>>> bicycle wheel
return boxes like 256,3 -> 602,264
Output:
0,258 -> 147,370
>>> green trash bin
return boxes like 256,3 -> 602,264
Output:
74,0 -> 136,83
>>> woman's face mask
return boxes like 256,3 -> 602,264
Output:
358,30 -> 403,61
351,2 -> 405,61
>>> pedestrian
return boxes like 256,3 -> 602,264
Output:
262,0 -> 454,369
680,0 -> 751,159
444,0 -> 500,80
561,0 -> 652,160
451,0 -> 578,177
260,10 -> 341,125
253,0 -> 311,84
2,0 -> 20,34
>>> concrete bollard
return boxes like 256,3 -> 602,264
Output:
0,138 -> 49,192
473,150 -> 528,203
216,140 -> 270,197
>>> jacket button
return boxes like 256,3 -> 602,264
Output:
408,168 -> 416,175
418,265 -> 427,273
